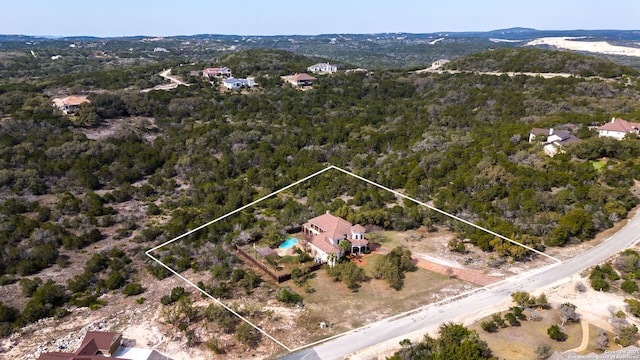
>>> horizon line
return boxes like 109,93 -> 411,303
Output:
4,27 -> 640,40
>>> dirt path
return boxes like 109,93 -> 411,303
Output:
565,320 -> 590,354
363,245 -> 501,286
158,69 -> 189,86
141,69 -> 190,92
412,256 -> 501,286
417,68 -> 576,79
415,67 -> 618,82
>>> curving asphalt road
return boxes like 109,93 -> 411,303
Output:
279,210 -> 640,360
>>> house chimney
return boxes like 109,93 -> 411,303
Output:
549,128 -> 553,135
612,117 -> 616,123
326,210 -> 330,214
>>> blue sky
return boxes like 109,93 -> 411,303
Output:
2,0 -> 638,37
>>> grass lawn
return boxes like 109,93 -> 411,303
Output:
290,258 -> 471,341
579,324 -> 618,354
592,160 -> 607,173
367,228 -> 442,254
471,309 -> 582,360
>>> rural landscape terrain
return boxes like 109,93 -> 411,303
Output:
1,28 -> 640,359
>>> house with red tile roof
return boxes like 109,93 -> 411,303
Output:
202,67 -> 232,78
303,212 -> 368,264
52,95 -> 90,115
598,117 -> 640,140
282,73 -> 317,87
38,331 -> 123,360
37,331 -> 171,360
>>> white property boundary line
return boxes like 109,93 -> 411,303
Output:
331,166 -> 561,264
146,165 -> 561,353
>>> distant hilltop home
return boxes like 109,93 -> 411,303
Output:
38,330 -> 171,360
303,211 -> 368,263
52,95 -> 90,115
597,117 -> 640,140
345,68 -> 369,74
223,77 -> 255,90
307,62 -> 337,74
529,126 -> 581,157
203,66 -> 232,78
282,73 -> 317,87
431,59 -> 450,68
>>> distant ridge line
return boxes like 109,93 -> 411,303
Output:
2,28 -> 640,42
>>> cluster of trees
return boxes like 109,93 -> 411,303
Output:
193,261 -> 262,300
373,246 -> 417,290
445,48 -> 639,78
589,250 -> 640,295
511,291 -> 549,309
389,323 -> 497,360
66,248 -> 140,309
205,303 -> 262,350
479,292 -> 550,334
480,307 -> 526,332
0,246 -> 144,336
1,44 -> 640,341
327,261 -> 368,291
503,294 -> 578,346
584,249 -> 640,346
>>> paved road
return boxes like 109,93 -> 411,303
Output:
280,210 -> 640,360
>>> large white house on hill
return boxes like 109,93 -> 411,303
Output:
223,78 -> 255,90
307,62 -> 337,74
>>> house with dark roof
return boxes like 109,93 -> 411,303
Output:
37,331 -> 171,360
529,127 -> 582,157
303,212 -> 368,264
598,117 -> 640,140
282,73 -> 317,87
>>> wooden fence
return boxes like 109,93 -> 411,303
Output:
235,245 -> 325,283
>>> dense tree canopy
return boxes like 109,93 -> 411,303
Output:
389,323 -> 497,360
1,46 -> 640,336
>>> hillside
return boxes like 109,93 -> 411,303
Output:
2,45 -> 640,358
444,48 -> 640,77
212,48 -> 350,77
3,29 -> 640,71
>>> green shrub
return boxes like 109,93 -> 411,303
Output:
591,277 -> 610,292
122,282 -> 144,296
275,287 -> 302,305
547,325 -> 567,341
480,320 -> 498,333
621,280 -> 638,294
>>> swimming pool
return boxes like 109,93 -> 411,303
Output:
279,237 -> 299,249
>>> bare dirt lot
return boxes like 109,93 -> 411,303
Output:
78,116 -> 159,141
